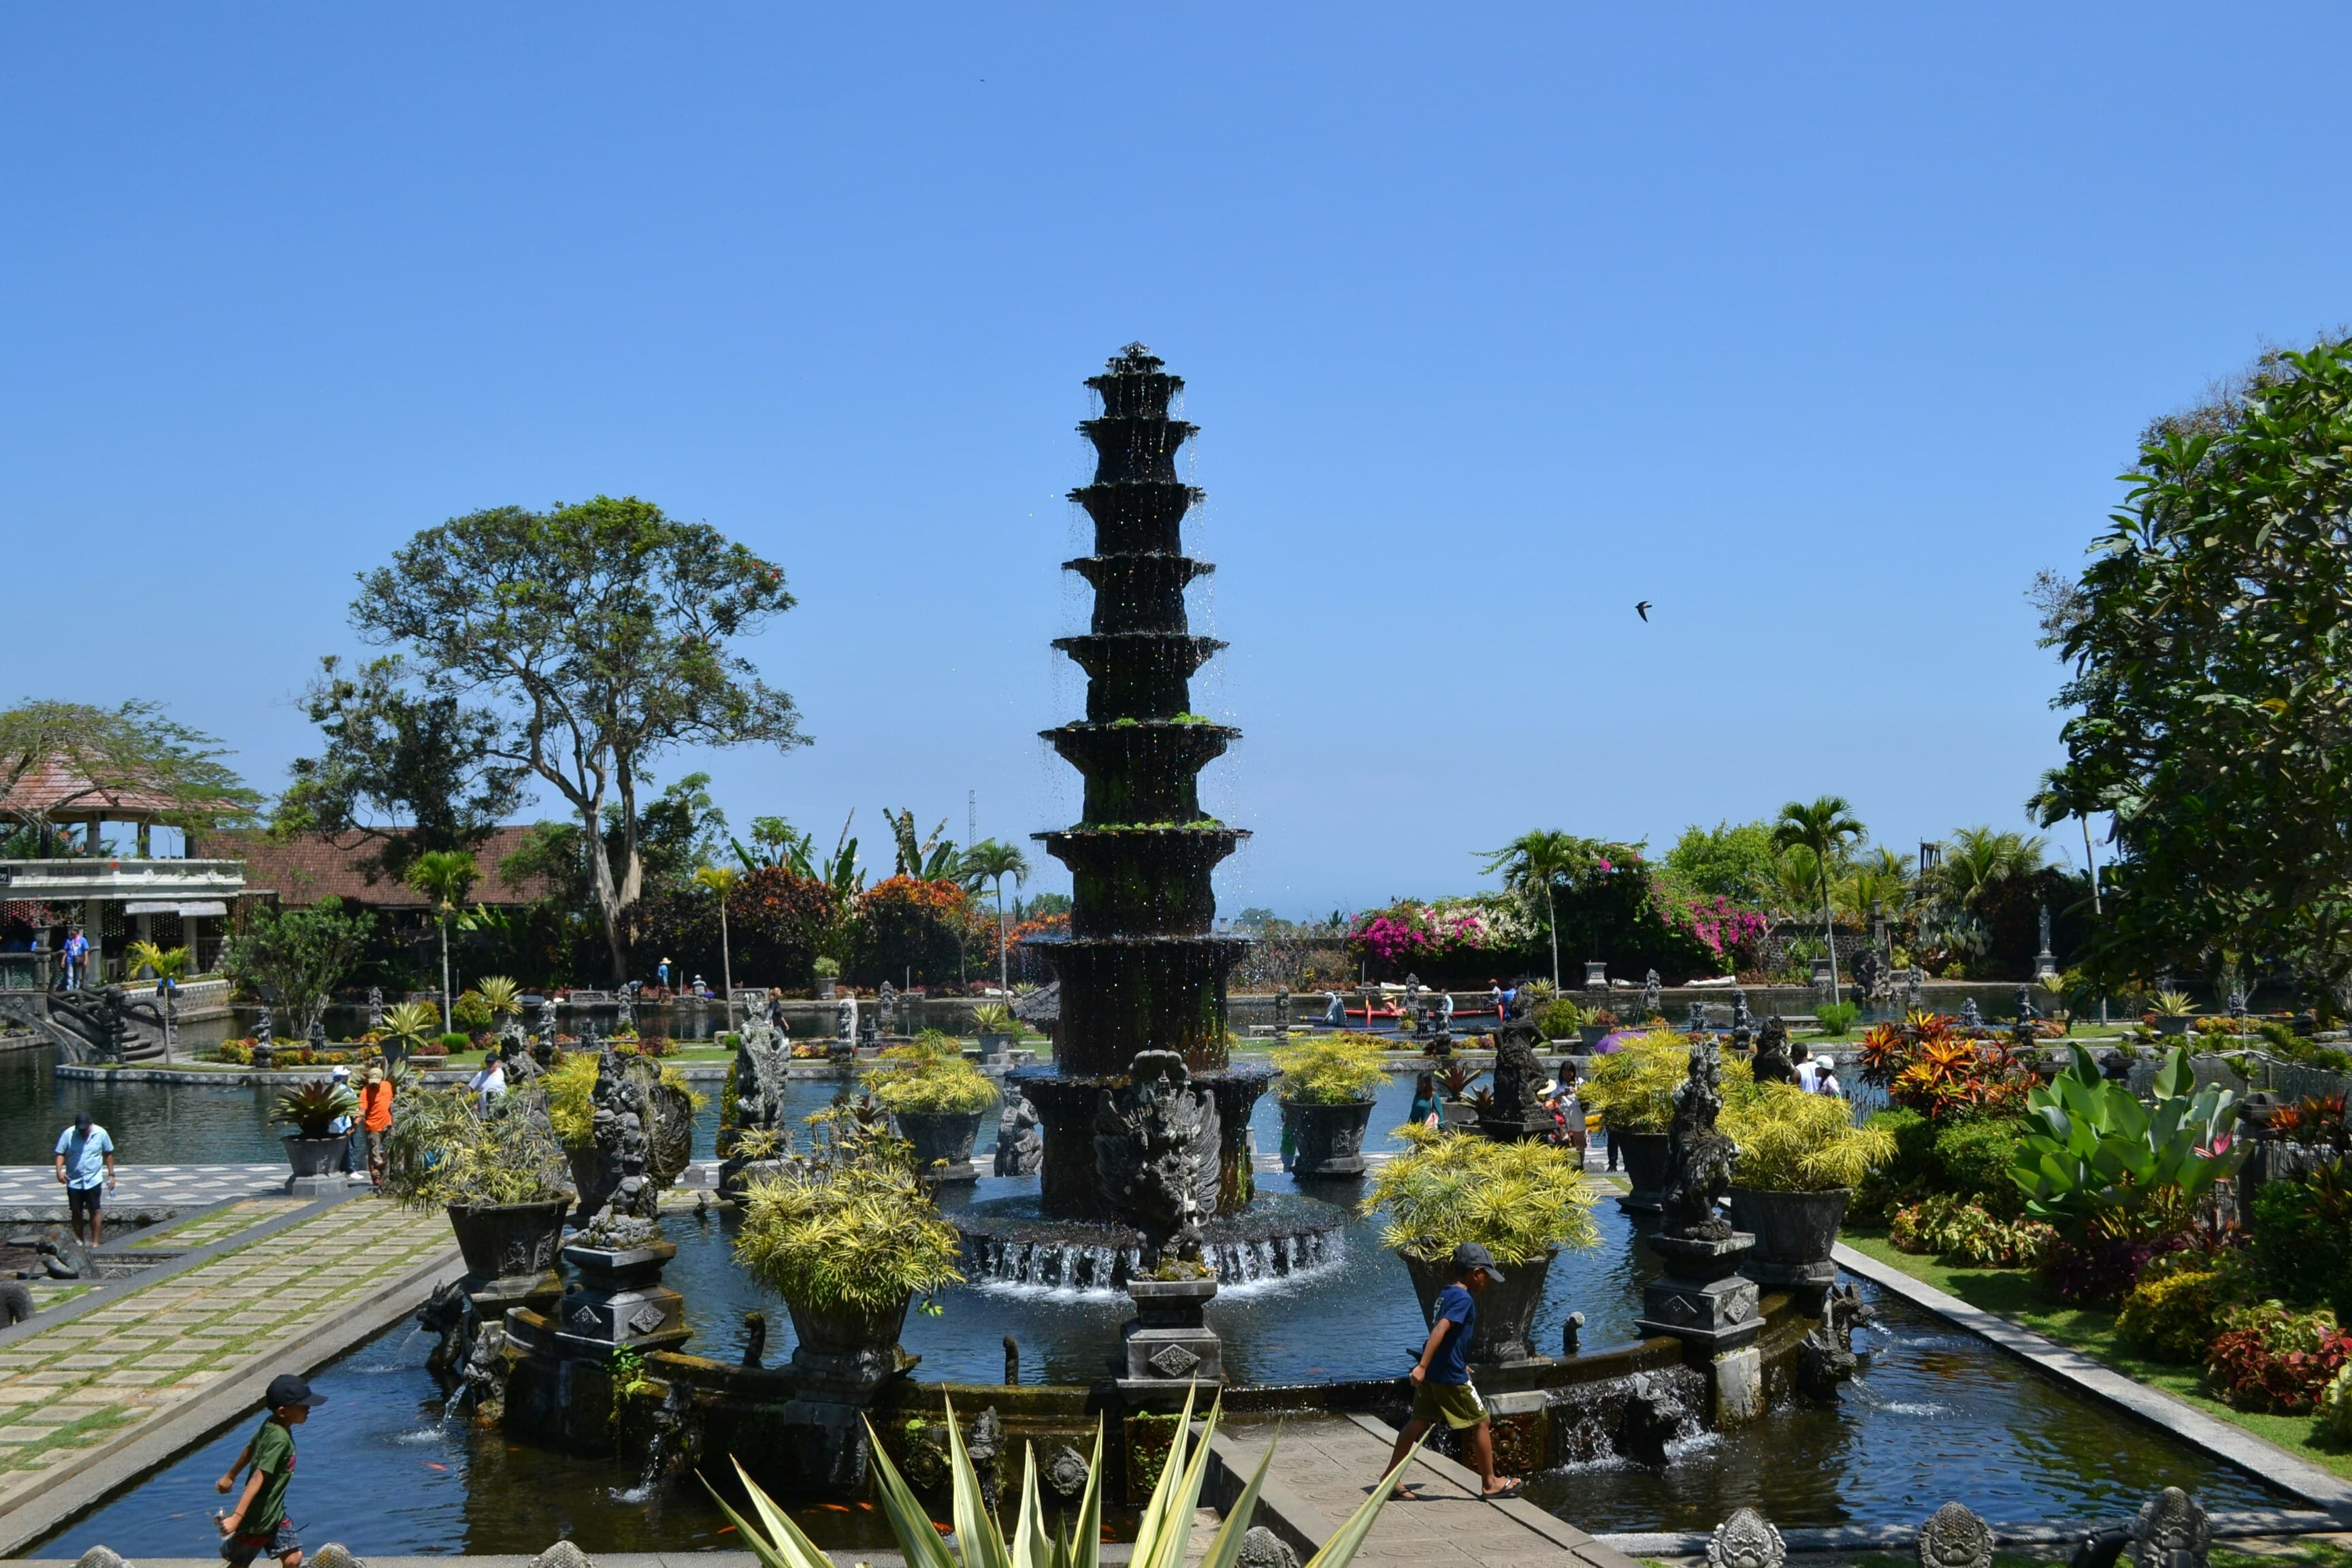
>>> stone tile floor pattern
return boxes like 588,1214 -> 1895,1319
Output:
0,1198 -> 455,1501
127,1200 -> 310,1250
0,1166 -> 365,1217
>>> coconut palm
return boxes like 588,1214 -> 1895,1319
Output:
1772,796 -> 1866,1005
960,838 -> 1031,999
1477,830 -> 1587,990
402,849 -> 478,1032
1936,826 -> 2048,910
693,864 -> 740,1013
1835,848 -> 1914,929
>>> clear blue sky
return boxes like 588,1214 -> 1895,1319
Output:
10,6 -> 2349,917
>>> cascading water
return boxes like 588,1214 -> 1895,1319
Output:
953,345 -> 1345,1289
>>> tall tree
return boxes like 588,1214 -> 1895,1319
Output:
2045,337 -> 2352,1004
961,838 -> 1031,998
1477,830 -> 1600,989
274,655 -> 527,884
350,497 -> 804,981
693,864 -> 740,1011
0,700 -> 259,850
403,849 -> 478,1031
1771,796 -> 1865,1004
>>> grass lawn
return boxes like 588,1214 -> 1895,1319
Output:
1842,1222 -> 2352,1481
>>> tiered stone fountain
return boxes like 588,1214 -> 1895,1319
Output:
954,344 -> 1344,1292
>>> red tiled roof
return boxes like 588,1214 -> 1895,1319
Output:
191,827 -> 561,908
1,757 -> 188,817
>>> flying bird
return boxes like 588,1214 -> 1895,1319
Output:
1635,601 -> 1652,622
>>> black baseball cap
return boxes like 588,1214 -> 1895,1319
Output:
264,1373 -> 326,1409
1452,1241 -> 1505,1281
72,1111 -> 91,1131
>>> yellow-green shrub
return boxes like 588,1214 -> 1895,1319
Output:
1581,1032 -> 1751,1134
2117,1260 -> 2227,1362
1272,1033 -> 1386,1105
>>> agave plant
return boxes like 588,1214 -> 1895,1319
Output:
1436,1060 -> 1484,1099
380,999 -> 441,1058
272,1078 -> 358,1139
710,1387 -> 1409,1568
2154,990 -> 2197,1017
125,941 -> 192,983
474,975 -> 524,1019
970,1002 -> 1022,1038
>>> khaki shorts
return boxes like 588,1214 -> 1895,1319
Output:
1410,1377 -> 1486,1431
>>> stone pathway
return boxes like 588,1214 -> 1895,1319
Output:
0,1166 -> 367,1225
0,1195 -> 459,1546
1213,1413 -> 1639,1568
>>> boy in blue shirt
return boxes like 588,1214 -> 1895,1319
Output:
1384,1242 -> 1521,1499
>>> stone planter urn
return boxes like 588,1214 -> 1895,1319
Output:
282,1134 -> 344,1177
1614,1130 -> 1671,1213
566,1146 -> 600,1220
1728,1187 -> 1850,1290
1579,1025 -> 1610,1049
815,977 -> 837,1000
444,1198 -> 568,1314
785,1292 -> 913,1370
2157,1014 -> 2191,1036
1281,1098 -> 1376,1177
977,1030 -> 1015,1056
1438,1099 -> 1481,1132
894,1109 -> 983,1182
1400,1248 -> 1554,1365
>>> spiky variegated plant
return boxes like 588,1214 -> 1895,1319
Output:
1360,1124 -> 1598,1267
709,1388 -> 1411,1568
474,975 -> 523,1019
862,1043 -> 1001,1115
733,1105 -> 966,1314
1718,1082 -> 1896,1192
1580,1032 -> 1754,1134
379,999 -> 441,1057
1271,1033 -> 1386,1106
381,1085 -> 572,1209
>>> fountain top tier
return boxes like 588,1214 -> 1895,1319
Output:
1032,345 -> 1249,1083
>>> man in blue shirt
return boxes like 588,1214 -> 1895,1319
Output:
53,1111 -> 115,1245
1383,1241 -> 1521,1500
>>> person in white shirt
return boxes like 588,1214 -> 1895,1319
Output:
467,1055 -> 507,1113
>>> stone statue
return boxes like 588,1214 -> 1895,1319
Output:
615,986 -> 634,1033
255,1005 -> 275,1047
877,981 -> 899,1037
1906,964 -> 1925,1013
1273,987 -> 1291,1036
2130,1487 -> 2209,1568
1916,1502 -> 1993,1568
993,1094 -> 1043,1177
367,986 -> 386,1032
1235,1527 -> 1299,1568
1752,1015 -> 1795,1084
1729,987 -> 1752,1054
1959,997 -> 1982,1031
1322,990 -> 1343,1027
1849,947 -> 1890,1006
965,1405 -> 1003,1512
835,993 -> 858,1043
578,1046 -> 663,1250
1686,1000 -> 1708,1034
1659,1039 -> 1737,1242
308,1017 -> 328,1054
536,996 -> 560,1046
1704,1507 -> 1785,1568
1480,987 -> 1550,1140
2038,903 -> 2053,953
1094,1051 -> 1220,1270
1640,969 -> 1661,1019
721,1017 -> 792,1193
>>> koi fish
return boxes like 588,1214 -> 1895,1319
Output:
423,1462 -> 449,1472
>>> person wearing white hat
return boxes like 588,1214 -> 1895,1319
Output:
327,1066 -> 356,1176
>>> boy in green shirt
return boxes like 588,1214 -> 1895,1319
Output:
216,1373 -> 325,1568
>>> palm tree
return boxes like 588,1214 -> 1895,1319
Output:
1772,796 -> 1866,1005
125,941 -> 191,1062
2030,767 -> 2108,1022
960,838 -> 1031,998
1936,826 -> 2048,910
694,864 -> 741,1017
1477,830 -> 1587,990
402,849 -> 478,1032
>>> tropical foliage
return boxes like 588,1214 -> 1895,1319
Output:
861,1036 -> 999,1115
1857,1014 -> 2034,1120
1580,1032 -> 1752,1134
272,1078 -> 358,1139
1359,1124 -> 1597,1266
1720,1082 -> 1895,1192
2009,1045 -> 2243,1241
1272,1032 -> 1388,1105
220,897 -> 374,1036
381,1086 -> 572,1209
733,1107 -> 965,1313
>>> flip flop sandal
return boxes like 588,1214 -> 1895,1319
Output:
1484,1482 -> 1526,1502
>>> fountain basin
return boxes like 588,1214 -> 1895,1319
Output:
952,1191 -> 1346,1292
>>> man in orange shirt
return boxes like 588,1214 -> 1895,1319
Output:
357,1066 -> 395,1190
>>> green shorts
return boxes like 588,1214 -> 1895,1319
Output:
1411,1377 -> 1486,1431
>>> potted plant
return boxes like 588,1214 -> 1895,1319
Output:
1536,997 -> 1588,1045
1580,1008 -> 1622,1049
378,999 -> 439,1071
1581,1032 -> 1752,1211
1272,1033 -> 1386,1177
733,1107 -> 964,1373
813,956 -> 841,1000
1435,1060 -> 1484,1131
969,1002 -> 1020,1056
382,1084 -> 574,1298
1720,1082 -> 1896,1288
273,1079 -> 359,1179
2151,990 -> 2200,1036
860,1033 -> 999,1181
1359,1125 -> 1598,1363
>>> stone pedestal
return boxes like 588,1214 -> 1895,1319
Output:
552,1241 -> 689,1357
446,1200 -> 568,1318
1635,1232 -> 1761,1352
779,1296 -> 917,1494
1117,1277 -> 1222,1392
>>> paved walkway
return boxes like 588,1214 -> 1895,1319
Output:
0,1195 -> 461,1553
0,1166 -> 370,1226
1212,1413 -> 1639,1568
